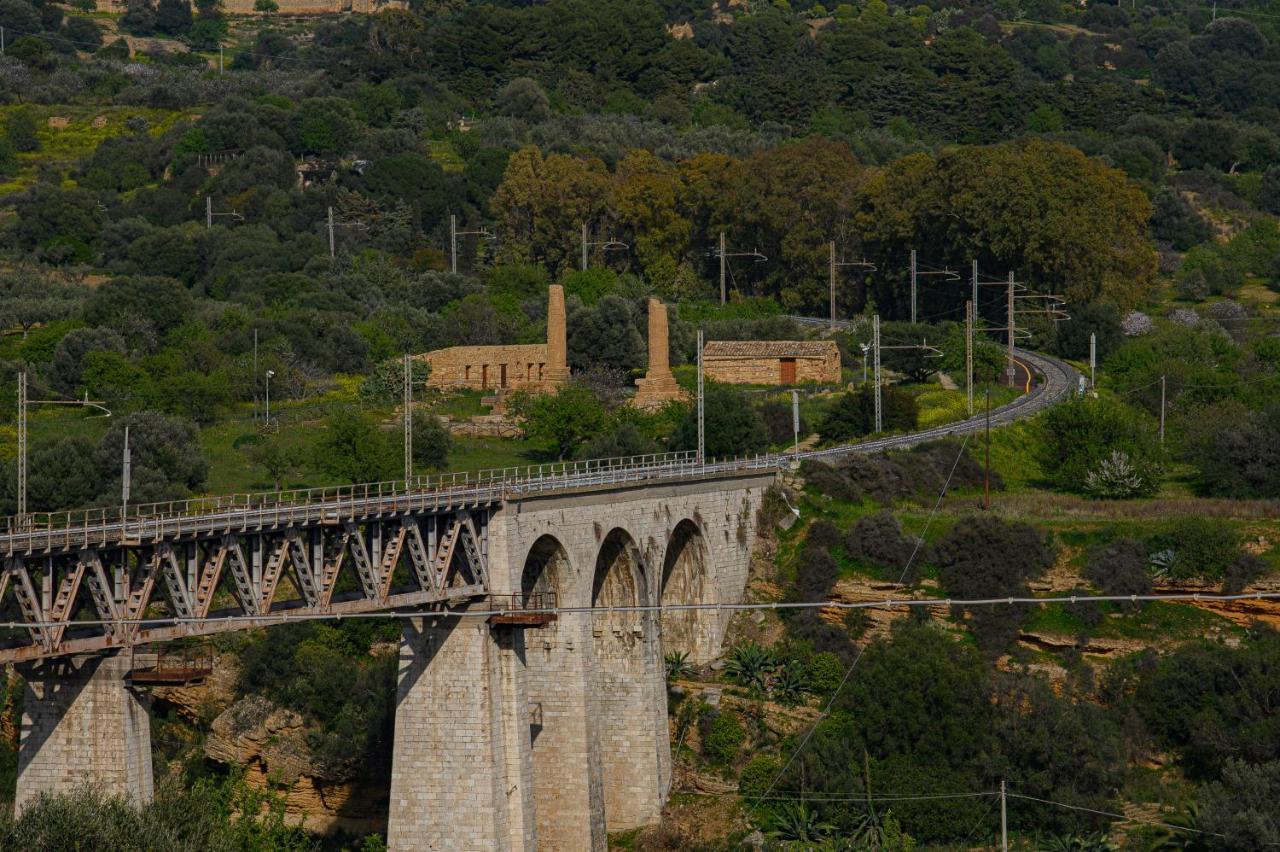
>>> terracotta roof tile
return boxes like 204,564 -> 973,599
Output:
702,340 -> 837,359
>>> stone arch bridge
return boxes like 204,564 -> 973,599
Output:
0,453 -> 774,849
0,346 -> 1075,848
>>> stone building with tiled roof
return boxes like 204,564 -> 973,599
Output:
702,339 -> 841,386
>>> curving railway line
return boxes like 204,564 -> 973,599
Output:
0,335 -> 1078,663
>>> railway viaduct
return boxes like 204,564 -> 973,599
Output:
1,346 -> 1075,849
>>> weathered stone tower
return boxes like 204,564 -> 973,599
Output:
633,298 -> 689,410
543,284 -> 570,387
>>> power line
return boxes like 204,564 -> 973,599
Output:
1005,791 -> 1230,840
751,433 -> 973,810
12,578 -> 1279,630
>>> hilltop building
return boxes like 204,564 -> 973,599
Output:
702,340 -> 841,386
423,285 -> 570,392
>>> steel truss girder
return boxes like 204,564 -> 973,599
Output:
0,508 -> 489,663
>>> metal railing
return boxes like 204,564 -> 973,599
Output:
0,347 -> 1076,557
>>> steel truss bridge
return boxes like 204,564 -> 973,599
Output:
0,348 -> 1075,664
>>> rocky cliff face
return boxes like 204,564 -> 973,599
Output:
151,656 -> 389,835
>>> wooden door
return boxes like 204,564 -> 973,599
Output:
780,358 -> 797,384
500,364 -> 508,388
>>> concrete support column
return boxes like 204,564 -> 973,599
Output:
593,610 -> 670,830
16,652 -> 153,814
387,616 -> 534,851
525,610 -> 607,850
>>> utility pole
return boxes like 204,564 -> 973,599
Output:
1007,271 -> 1016,367
984,385 -> 992,510
971,259 -> 978,320
328,206 -> 336,259
1000,779 -> 1008,852
791,390 -> 800,459
262,368 -> 272,427
966,299 -> 974,416
1159,374 -> 1166,444
719,231 -> 726,305
909,249 -> 918,324
872,315 -> 882,434
252,328 -> 258,422
713,233 -> 766,305
16,374 -> 110,524
121,426 -> 131,519
580,224 -> 627,272
206,195 -> 212,229
696,329 -> 705,464
449,217 -> 490,275
16,372 -> 25,519
218,44 -> 224,73
829,241 -> 836,331
1089,333 -> 1097,390
403,354 -> 413,481
828,244 -> 875,331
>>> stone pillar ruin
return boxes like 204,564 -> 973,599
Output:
16,652 -> 153,814
632,298 -> 689,411
543,285 -> 570,388
387,616 -> 535,851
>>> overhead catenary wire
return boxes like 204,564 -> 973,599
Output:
7,589 -> 1277,631
749,433 -> 973,810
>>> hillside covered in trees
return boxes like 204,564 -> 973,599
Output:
0,0 -> 1278,848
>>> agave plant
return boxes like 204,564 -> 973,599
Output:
1147,803 -> 1208,851
665,650 -> 690,681
724,642 -> 778,692
1148,548 -> 1177,581
763,801 -> 835,842
771,660 -> 809,705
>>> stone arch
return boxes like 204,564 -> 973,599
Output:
521,533 -> 569,604
591,527 -> 667,829
659,518 -> 714,662
520,532 -> 608,847
592,527 -> 646,615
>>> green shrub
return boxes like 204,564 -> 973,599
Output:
738,754 -> 781,798
702,711 -> 746,765
1147,517 -> 1241,581
1036,397 -> 1163,498
819,384 -> 918,441
806,651 -> 844,695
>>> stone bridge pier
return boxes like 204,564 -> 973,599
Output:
387,472 -> 772,850
14,652 -> 154,814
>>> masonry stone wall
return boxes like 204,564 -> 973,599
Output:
386,617 -> 533,851
384,471 -> 772,847
488,474 -> 771,837
422,344 -> 549,391
16,653 -> 153,814
703,353 -> 841,385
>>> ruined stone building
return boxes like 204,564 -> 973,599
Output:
423,285 -> 570,392
702,339 -> 841,385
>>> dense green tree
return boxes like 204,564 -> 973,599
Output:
930,515 -> 1055,654
4,108 -> 39,153
566,296 -> 644,373
509,381 -> 610,460
1036,397 -> 1164,498
671,382 -> 768,458
818,384 -> 917,441
97,411 -> 209,504
317,407 -> 399,484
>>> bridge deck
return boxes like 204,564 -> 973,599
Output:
0,348 -> 1076,664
